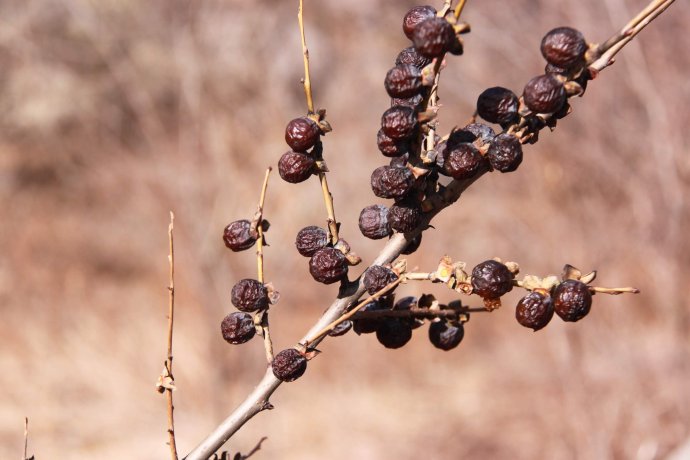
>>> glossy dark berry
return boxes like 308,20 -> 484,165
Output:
221,312 -> 256,344
516,291 -> 554,331
295,226 -> 328,257
395,46 -> 432,69
401,233 -> 422,255
523,74 -> 567,114
370,165 -> 414,199
471,260 -> 513,299
231,279 -> 269,312
309,247 -> 348,284
413,17 -> 456,58
385,65 -> 423,98
278,151 -> 315,183
476,87 -> 519,125
389,201 -> 422,233
377,129 -> 410,158
272,348 -> 307,382
443,142 -> 485,180
359,204 -> 392,240
428,320 -> 465,350
285,117 -> 320,152
461,123 -> 496,144
362,265 -> 399,295
328,320 -> 353,337
541,27 -> 587,69
353,300 -> 385,335
222,219 -> 256,252
381,106 -> 418,141
487,133 -> 523,173
553,279 -> 592,322
391,93 -> 425,110
402,5 -> 437,40
376,318 -> 413,349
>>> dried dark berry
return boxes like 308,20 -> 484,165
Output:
385,64 -> 423,98
295,226 -> 328,257
362,265 -> 399,295
272,348 -> 307,382
428,320 -> 465,350
523,74 -> 567,114
516,291 -> 554,331
471,260 -> 513,299
541,27 -> 587,69
413,17 -> 456,58
359,204 -> 392,240
476,87 -> 519,125
223,219 -> 256,252
328,320 -> 353,337
553,279 -> 592,322
391,93 -> 425,110
461,123 -> 496,144
389,201 -> 422,233
395,46 -> 432,69
381,106 -> 418,141
443,142 -> 485,180
285,117 -> 320,152
402,5 -> 437,39
370,165 -> 414,199
545,62 -> 569,75
353,300 -> 385,335
393,296 -> 424,329
378,129 -> 410,158
309,247 -> 348,284
401,233 -> 422,255
231,279 -> 269,312
487,133 -> 523,173
221,312 -> 256,344
278,151 -> 315,183
389,152 -> 410,168
376,318 -> 413,349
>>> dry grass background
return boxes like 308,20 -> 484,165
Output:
1,0 -> 689,458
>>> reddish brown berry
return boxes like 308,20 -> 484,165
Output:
395,46 -> 432,69
272,348 -> 307,382
385,64 -> 423,98
353,300 -> 386,335
389,201 -> 422,233
278,151 -> 315,183
295,226 -> 328,257
401,233 -> 422,255
381,106 -> 419,141
487,133 -> 523,173
443,142 -> 485,180
476,87 -> 519,125
359,204 -> 392,240
362,265 -> 399,295
328,320 -> 353,337
516,291 -> 554,331
377,129 -> 411,158
523,74 -> 567,114
428,320 -> 465,350
222,219 -> 256,252
553,280 -> 592,322
391,93 -> 425,110
471,260 -> 514,299
221,312 -> 256,344
376,318 -> 413,349
231,279 -> 269,312
309,247 -> 348,284
389,152 -> 410,168
413,17 -> 455,58
541,27 -> 587,69
370,165 -> 414,199
285,117 -> 320,152
402,5 -> 437,39
461,123 -> 496,144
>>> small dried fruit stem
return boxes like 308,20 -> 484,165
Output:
259,311 -> 274,363
255,168 -> 272,284
453,0 -> 467,20
298,0 -> 314,114
403,272 -> 436,281
165,211 -> 179,460
590,286 -> 640,295
319,172 -> 340,245
23,417 -> 28,460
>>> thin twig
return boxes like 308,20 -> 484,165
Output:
23,417 -> 28,460
298,0 -> 314,114
255,168 -> 274,363
318,171 -> 339,245
454,0 -> 467,20
591,286 -> 640,295
165,211 -> 179,460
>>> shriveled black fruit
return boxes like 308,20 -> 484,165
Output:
309,247 -> 348,284
353,300 -> 386,335
389,201 -> 422,233
295,226 -> 328,257
402,5 -> 437,39
461,123 -> 496,144
278,151 -> 315,183
285,117 -> 320,152
413,17 -> 456,58
377,129 -> 410,158
476,87 -> 519,125
443,142 -> 484,180
389,152 -> 410,168
541,27 -> 587,69
223,219 -> 256,252
487,133 -> 523,173
221,312 -> 256,344
371,165 -> 414,199
516,291 -> 554,331
359,204 -> 392,240
428,320 -> 465,350
391,93 -> 425,110
328,320 -> 353,337
523,74 -> 567,114
471,260 -> 513,299
381,106 -> 418,141
362,265 -> 399,295
231,279 -> 269,312
393,296 -> 424,329
401,233 -> 422,255
545,62 -> 569,75
385,64 -> 423,98
272,348 -> 307,382
448,35 -> 464,56
553,279 -> 592,322
376,318 -> 413,349
395,46 -> 432,69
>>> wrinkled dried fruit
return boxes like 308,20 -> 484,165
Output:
359,204 -> 392,240
476,87 -> 519,125
221,312 -> 256,344
393,296 -> 424,329
278,151 -> 315,183
231,279 -> 269,312
391,93 -> 425,110
328,320 -> 353,337
378,129 -> 411,158
389,152 -> 410,168
389,201 -> 423,233
381,106 -> 419,141
353,300 -> 386,335
443,142 -> 485,180
309,247 -> 348,284
541,27 -> 587,69
222,219 -> 256,252
523,74 -> 567,114
487,133 -> 523,173
553,279 -> 592,322
401,233 -> 422,255
413,17 -> 456,58
285,117 -> 320,152
362,265 -> 399,295
471,260 -> 514,299
371,165 -> 414,199
272,348 -> 307,382
461,123 -> 496,144
516,291 -> 554,331
402,5 -> 437,39
385,64 -> 423,98
376,318 -> 413,349
395,46 -> 433,69
295,226 -> 328,257
428,320 -> 465,350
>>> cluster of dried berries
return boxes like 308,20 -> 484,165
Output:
278,115 -> 329,183
515,279 -> 593,331
293,226 -> 353,285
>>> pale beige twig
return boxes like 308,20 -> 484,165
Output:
255,168 -> 274,363
23,417 -> 29,460
165,211 -> 178,460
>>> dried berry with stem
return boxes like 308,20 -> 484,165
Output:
402,5 -> 437,39
362,265 -> 399,295
221,312 -> 256,345
309,247 -> 348,284
541,27 -> 587,69
553,279 -> 593,322
278,151 -> 315,183
381,105 -> 419,141
471,260 -> 514,300
295,226 -> 329,257
476,87 -> 520,125
385,64 -> 423,98
231,279 -> 269,312
412,17 -> 456,58
515,291 -> 555,331
359,204 -> 392,240
222,219 -> 256,252
388,201 -> 423,234
285,116 -> 321,152
370,165 -> 415,199
272,349 -> 307,382
523,74 -> 567,114
487,133 -> 523,173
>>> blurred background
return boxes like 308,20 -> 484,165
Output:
1,0 -> 688,458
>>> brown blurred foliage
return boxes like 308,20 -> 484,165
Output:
1,0 -> 689,459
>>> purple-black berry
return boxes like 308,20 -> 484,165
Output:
471,260 -> 514,299
412,17 -> 456,58
362,265 -> 399,295
376,318 -> 413,349
370,165 -> 415,199
515,291 -> 554,331
402,5 -> 437,40
523,74 -> 567,114
295,226 -> 328,257
222,219 -> 256,252
476,87 -> 519,125
272,348 -> 307,382
541,27 -> 587,69
231,279 -> 269,312
381,106 -> 419,141
359,204 -> 392,240
487,133 -> 523,173
385,64 -> 423,99
553,279 -> 592,322
285,117 -> 320,152
428,320 -> 465,350
278,151 -> 315,183
309,247 -> 348,284
221,312 -> 256,344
